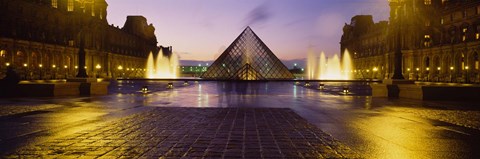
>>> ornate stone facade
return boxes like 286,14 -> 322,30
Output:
0,0 -> 161,79
341,0 -> 480,83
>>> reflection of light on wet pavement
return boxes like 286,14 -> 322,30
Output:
1,81 -> 480,158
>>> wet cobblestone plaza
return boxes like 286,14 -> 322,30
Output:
1,81 -> 480,158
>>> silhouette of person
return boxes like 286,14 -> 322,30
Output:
0,66 -> 21,97
0,66 -> 20,85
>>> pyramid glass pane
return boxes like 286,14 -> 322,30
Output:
201,27 -> 294,80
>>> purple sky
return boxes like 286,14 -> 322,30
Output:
106,0 -> 389,62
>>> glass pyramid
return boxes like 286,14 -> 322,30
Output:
201,27 -> 295,80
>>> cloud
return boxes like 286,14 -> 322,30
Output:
243,3 -> 273,27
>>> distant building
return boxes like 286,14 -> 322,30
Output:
0,0 -> 164,79
180,66 -> 208,77
341,0 -> 480,83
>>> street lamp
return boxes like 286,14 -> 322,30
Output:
465,66 -> 470,83
117,65 -> 123,79
390,0 -> 405,80
23,63 -> 28,80
5,62 -> 10,66
64,65 -> 68,79
95,64 -> 101,78
437,67 -> 441,82
450,66 -> 454,82
373,67 -> 378,79
416,67 -> 420,80
52,65 -> 56,79
39,64 -> 43,80
426,67 -> 430,81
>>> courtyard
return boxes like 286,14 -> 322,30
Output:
0,81 -> 479,158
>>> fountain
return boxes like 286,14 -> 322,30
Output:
306,49 -> 353,80
146,49 -> 179,79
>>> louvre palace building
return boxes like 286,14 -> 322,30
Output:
341,0 -> 480,83
0,0 -> 164,79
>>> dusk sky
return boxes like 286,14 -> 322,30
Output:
106,0 -> 390,63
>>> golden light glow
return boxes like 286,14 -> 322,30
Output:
75,66 -> 78,69
437,67 -> 441,70
23,63 -> 27,67
416,68 -> 420,71
5,63 -> 10,66
39,64 -> 43,68
465,66 -> 469,70
95,64 -> 101,69
407,68 -> 411,71
373,67 -> 378,72
64,65 -> 68,69
52,65 -> 56,68
426,67 -> 430,71
118,65 -> 123,70
450,66 -> 454,70
51,0 -> 58,8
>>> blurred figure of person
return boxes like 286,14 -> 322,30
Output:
0,66 -> 20,85
0,66 -> 21,97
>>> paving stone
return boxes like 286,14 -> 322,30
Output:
1,107 -> 358,158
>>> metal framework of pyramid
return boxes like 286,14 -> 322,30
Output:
201,27 -> 295,80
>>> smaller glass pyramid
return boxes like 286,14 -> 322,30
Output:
201,27 -> 295,80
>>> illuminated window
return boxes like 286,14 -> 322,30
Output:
67,0 -> 74,12
463,28 -> 468,41
51,0 -> 58,8
424,35 -> 431,47
425,21 -> 431,27
441,18 -> 444,24
0,50 -> 5,58
91,5 -> 95,16
99,10 -> 103,19
424,0 -> 431,5
476,33 -> 480,40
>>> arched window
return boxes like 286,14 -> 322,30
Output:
51,0 -> 58,8
31,52 -> 39,67
15,51 -> 26,67
67,0 -> 74,12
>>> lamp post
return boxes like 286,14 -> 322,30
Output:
373,67 -> 378,79
95,64 -> 101,78
52,64 -> 56,79
23,63 -> 28,80
437,67 -> 441,82
39,64 -> 43,80
416,67 -> 420,80
117,65 -> 123,79
390,0 -> 405,80
426,67 -> 430,81
465,66 -> 469,83
450,66 -> 454,82
64,65 -> 68,79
